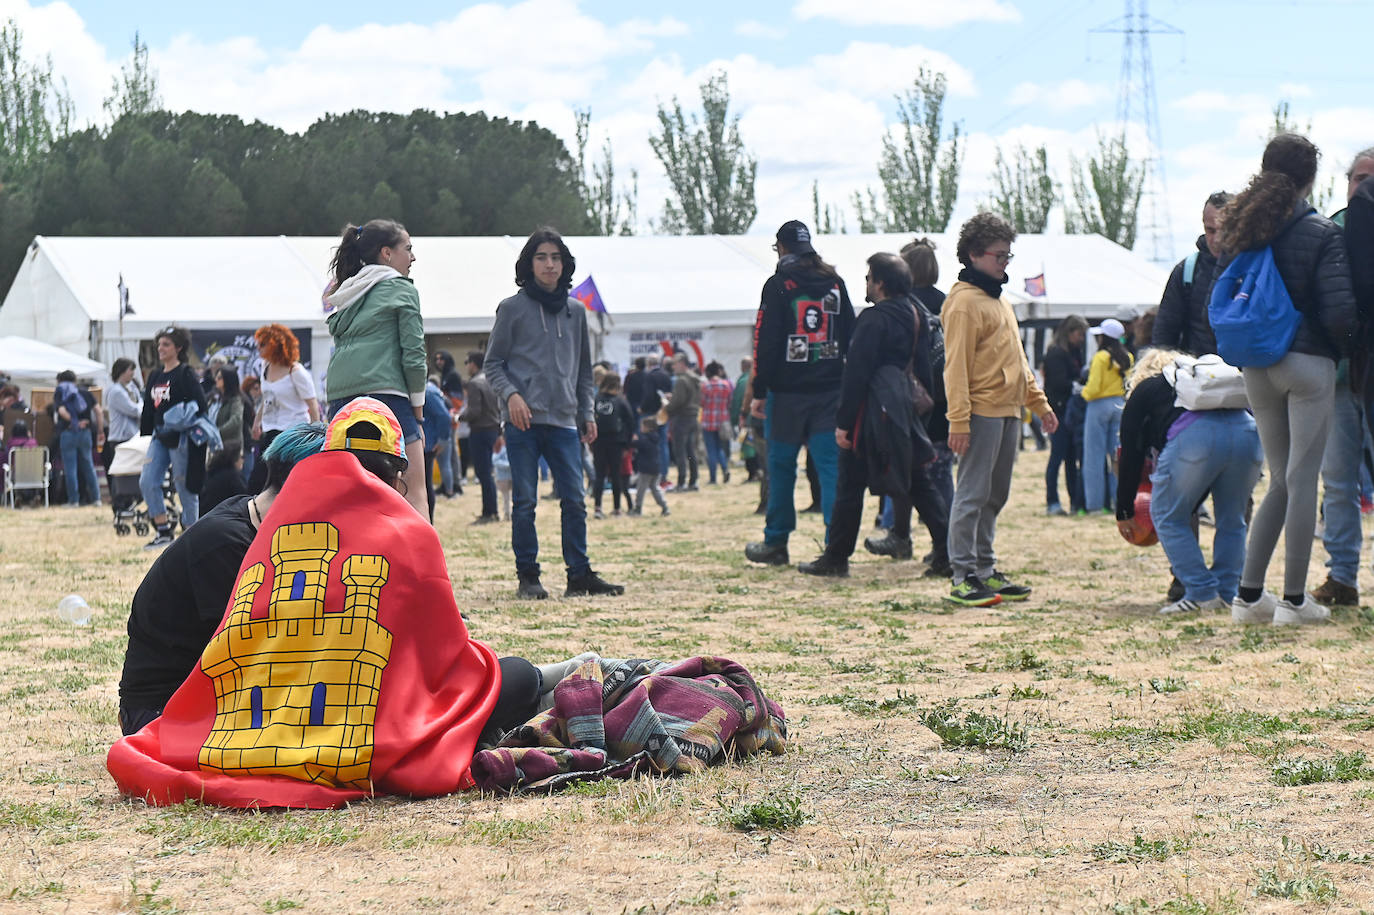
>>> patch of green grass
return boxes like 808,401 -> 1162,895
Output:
1112,894 -> 1238,915
135,804 -> 362,852
123,879 -> 182,914
718,789 -> 807,832
1090,833 -> 1186,863
824,658 -> 877,674
1008,684 -> 1048,700
964,648 -> 1046,673
5,880 -> 64,901
807,691 -> 921,717
1254,866 -> 1337,902
262,900 -> 302,913
464,816 -> 540,844
0,801 -> 97,844
1271,751 -> 1374,786
1148,676 -> 1187,693
919,704 -> 1028,753
879,598 -> 956,615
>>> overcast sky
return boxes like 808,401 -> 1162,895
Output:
5,0 -> 1370,265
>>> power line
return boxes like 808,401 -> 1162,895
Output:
1091,0 -> 1182,263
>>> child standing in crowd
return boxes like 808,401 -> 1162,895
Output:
630,416 -> 670,517
592,372 -> 634,518
1081,318 -> 1133,514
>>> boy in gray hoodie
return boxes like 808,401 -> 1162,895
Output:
484,228 -> 625,600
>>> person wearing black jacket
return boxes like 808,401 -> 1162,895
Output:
1221,134 -> 1357,626
1152,192 -> 1230,356
640,355 -> 673,482
799,253 -> 929,577
1042,315 -> 1088,515
744,220 -> 856,566
591,373 -> 634,517
139,326 -> 208,547
1116,350 -> 1261,615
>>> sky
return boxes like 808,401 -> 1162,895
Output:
4,0 -> 1371,265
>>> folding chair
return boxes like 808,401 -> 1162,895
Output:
4,446 -> 51,508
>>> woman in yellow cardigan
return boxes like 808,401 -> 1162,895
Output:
1081,318 -> 1134,513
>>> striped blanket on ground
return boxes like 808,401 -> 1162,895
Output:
470,656 -> 787,793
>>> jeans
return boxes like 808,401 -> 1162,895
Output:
658,426 -> 671,482
703,427 -> 728,482
1083,396 -> 1123,513
59,426 -> 98,505
140,435 -> 199,526
1045,420 -> 1081,511
469,426 -> 499,518
763,396 -> 838,545
505,423 -> 588,578
1320,385 -> 1364,587
1151,411 -> 1262,603
434,436 -> 456,495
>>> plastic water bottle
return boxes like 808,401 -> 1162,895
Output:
57,595 -> 92,627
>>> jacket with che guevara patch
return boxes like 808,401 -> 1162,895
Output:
752,259 -> 855,399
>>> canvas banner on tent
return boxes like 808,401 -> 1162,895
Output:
190,328 -> 313,380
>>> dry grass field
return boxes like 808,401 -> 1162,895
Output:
2,449 -> 1374,914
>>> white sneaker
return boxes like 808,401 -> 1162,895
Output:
1231,591 -> 1277,624
1159,596 -> 1227,615
1272,596 -> 1330,626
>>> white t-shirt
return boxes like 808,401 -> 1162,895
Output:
259,363 -> 316,432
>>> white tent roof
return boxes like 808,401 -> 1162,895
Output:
0,335 -> 108,390
0,232 -> 1170,360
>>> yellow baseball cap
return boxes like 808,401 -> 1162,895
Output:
323,396 -> 407,465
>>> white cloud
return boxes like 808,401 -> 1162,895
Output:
794,0 -> 1021,28
734,19 -> 785,40
1007,79 -> 1111,112
0,0 -> 115,126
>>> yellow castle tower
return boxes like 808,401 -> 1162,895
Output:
198,522 -> 394,788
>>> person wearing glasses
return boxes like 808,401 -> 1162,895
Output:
942,213 -> 1057,607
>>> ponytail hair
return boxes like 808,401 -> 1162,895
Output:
1218,133 -> 1319,255
329,219 -> 407,288
1101,335 -> 1131,377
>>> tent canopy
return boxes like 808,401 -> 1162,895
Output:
1,232 -> 1170,363
0,335 -> 109,393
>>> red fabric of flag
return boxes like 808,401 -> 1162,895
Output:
107,451 -> 501,808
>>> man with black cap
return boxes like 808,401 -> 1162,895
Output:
744,220 -> 855,565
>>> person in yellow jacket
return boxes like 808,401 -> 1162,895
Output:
1081,318 -> 1134,514
943,213 -> 1058,607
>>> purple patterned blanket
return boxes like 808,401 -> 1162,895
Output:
470,656 -> 787,793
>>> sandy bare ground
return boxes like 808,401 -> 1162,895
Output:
1,450 -> 1373,914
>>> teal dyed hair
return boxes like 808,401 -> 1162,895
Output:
262,421 -> 326,491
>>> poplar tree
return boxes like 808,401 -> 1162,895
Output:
1065,133 -> 1144,249
988,144 -> 1057,233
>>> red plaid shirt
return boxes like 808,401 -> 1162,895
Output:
699,377 -> 735,430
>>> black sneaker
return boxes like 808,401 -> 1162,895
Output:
798,554 -> 849,577
744,541 -> 788,565
864,532 -> 913,560
984,569 -> 1032,601
565,570 -> 625,597
471,514 -> 500,525
923,555 -> 953,578
945,575 -> 1003,607
799,503 -> 822,514
1166,575 -> 1185,602
517,573 -> 548,600
144,530 -> 174,551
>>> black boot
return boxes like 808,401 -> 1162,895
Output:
798,553 -> 849,577
864,532 -> 913,560
517,572 -> 548,600
565,569 -> 625,597
744,541 -> 789,565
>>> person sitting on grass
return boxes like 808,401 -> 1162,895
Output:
116,421 -> 327,736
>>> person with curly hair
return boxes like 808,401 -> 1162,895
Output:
1221,134 -> 1357,626
323,219 -> 429,519
942,213 -> 1058,607
247,323 -> 319,493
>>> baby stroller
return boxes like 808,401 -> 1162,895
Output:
108,436 -> 179,536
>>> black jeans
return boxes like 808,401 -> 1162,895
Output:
1046,421 -> 1082,511
592,439 -> 626,511
890,458 -> 950,560
469,426 -> 500,518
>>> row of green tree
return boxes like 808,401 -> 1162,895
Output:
15,17 -> 1315,298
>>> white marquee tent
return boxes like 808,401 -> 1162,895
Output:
0,232 -> 1169,386
0,335 -> 109,394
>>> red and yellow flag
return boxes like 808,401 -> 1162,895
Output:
108,451 -> 501,808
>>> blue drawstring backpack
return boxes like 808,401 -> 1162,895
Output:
1207,212 -> 1311,368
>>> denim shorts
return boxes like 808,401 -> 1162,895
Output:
328,393 -> 422,444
